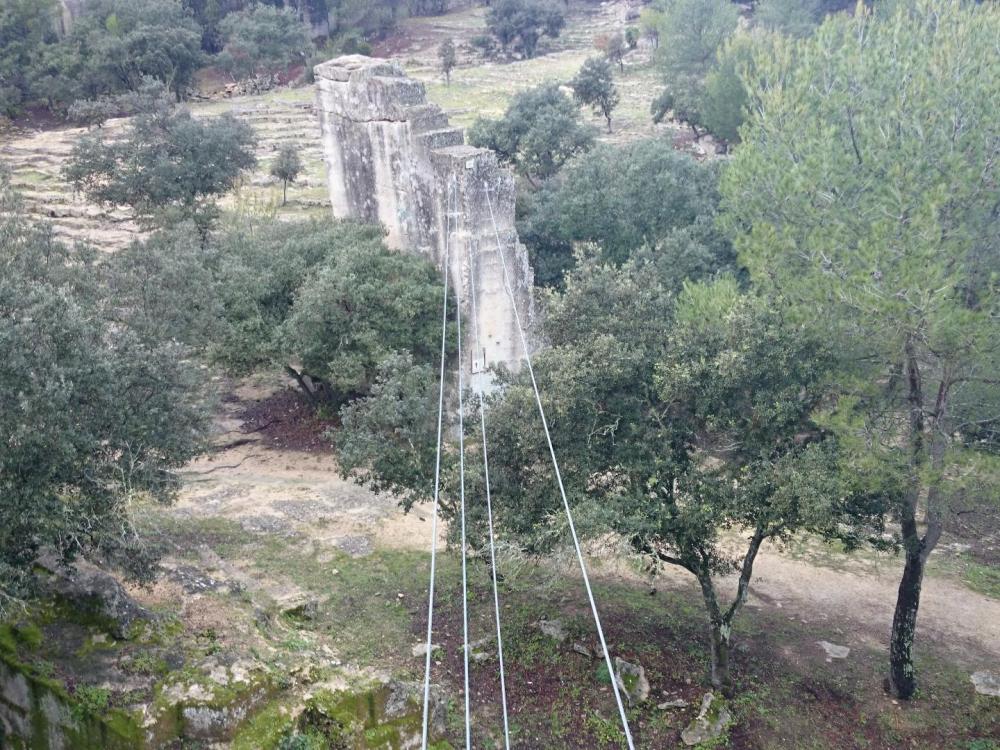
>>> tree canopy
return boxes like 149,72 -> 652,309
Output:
52,0 -> 204,104
438,38 -> 456,84
63,100 -> 257,232
0,176 -> 212,614
570,56 -> 619,133
270,143 -> 303,205
213,219 -> 451,409
218,4 -> 313,81
468,83 -> 595,187
485,0 -> 566,59
0,0 -> 58,117
519,137 -> 734,283
755,0 -> 826,38
338,252 -> 888,694
721,0 -> 1000,699
648,0 -> 738,138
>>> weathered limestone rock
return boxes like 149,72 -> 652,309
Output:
971,671 -> 1000,697
0,655 -> 140,749
39,556 -> 154,640
315,55 -> 535,380
614,657 -> 650,706
681,691 -> 732,746
537,618 -> 567,642
657,697 -> 689,710
817,640 -> 850,661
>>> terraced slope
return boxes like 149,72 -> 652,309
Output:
1,88 -> 327,251
0,0 -> 694,253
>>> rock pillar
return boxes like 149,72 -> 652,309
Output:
314,55 -> 534,381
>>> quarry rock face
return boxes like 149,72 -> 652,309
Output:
314,55 -> 534,382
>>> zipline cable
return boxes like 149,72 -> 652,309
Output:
483,187 -> 637,750
453,183 -> 473,750
420,178 -> 453,750
467,221 -> 512,750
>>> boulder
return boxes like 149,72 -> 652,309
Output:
816,641 -> 850,661
43,557 -> 153,640
657,697 -> 689,710
411,642 -> 441,659
538,619 -> 567,642
385,680 -> 446,737
681,692 -> 732,747
614,657 -> 650,705
971,671 -> 1000,697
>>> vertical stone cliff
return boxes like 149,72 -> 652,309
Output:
314,55 -> 534,382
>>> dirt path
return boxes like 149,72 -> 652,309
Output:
175,381 -> 439,556
178,381 -> 1000,677
745,547 -> 1000,664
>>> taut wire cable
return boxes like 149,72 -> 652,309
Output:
420,177 -> 453,750
467,214 -> 512,750
483,187 -> 636,750
453,181 -> 473,750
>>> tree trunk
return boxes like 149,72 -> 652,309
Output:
285,365 -> 317,405
282,179 -> 288,206
709,622 -> 733,696
695,569 -> 735,697
888,538 -> 923,699
887,338 -> 932,700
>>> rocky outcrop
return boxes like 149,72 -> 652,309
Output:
56,0 -> 88,36
40,557 -> 154,640
315,55 -> 534,381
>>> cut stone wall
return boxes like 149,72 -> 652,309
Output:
314,55 -> 534,382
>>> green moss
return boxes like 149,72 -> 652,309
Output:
595,662 -> 612,685
289,685 -> 452,750
0,623 -> 19,653
70,685 -> 111,722
232,699 -> 298,750
15,622 -> 43,650
0,652 -> 142,749
0,621 -> 44,654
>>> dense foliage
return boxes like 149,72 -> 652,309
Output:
0,0 -> 58,117
37,0 -> 203,109
468,83 -> 595,187
218,4 -> 314,80
0,176 -> 212,613
338,253 -> 890,694
63,98 -> 257,232
485,0 -> 566,59
0,0 -> 449,119
722,0 -> 1000,698
519,137 -> 735,284
755,0 -> 826,37
484,271 -> 887,694
212,219 -> 451,409
648,0 -> 737,136
570,57 -> 619,133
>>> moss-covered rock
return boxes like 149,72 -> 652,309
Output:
144,660 -> 276,745
0,652 -> 142,750
268,680 -> 451,750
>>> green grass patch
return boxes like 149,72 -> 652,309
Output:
961,558 -> 1000,599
